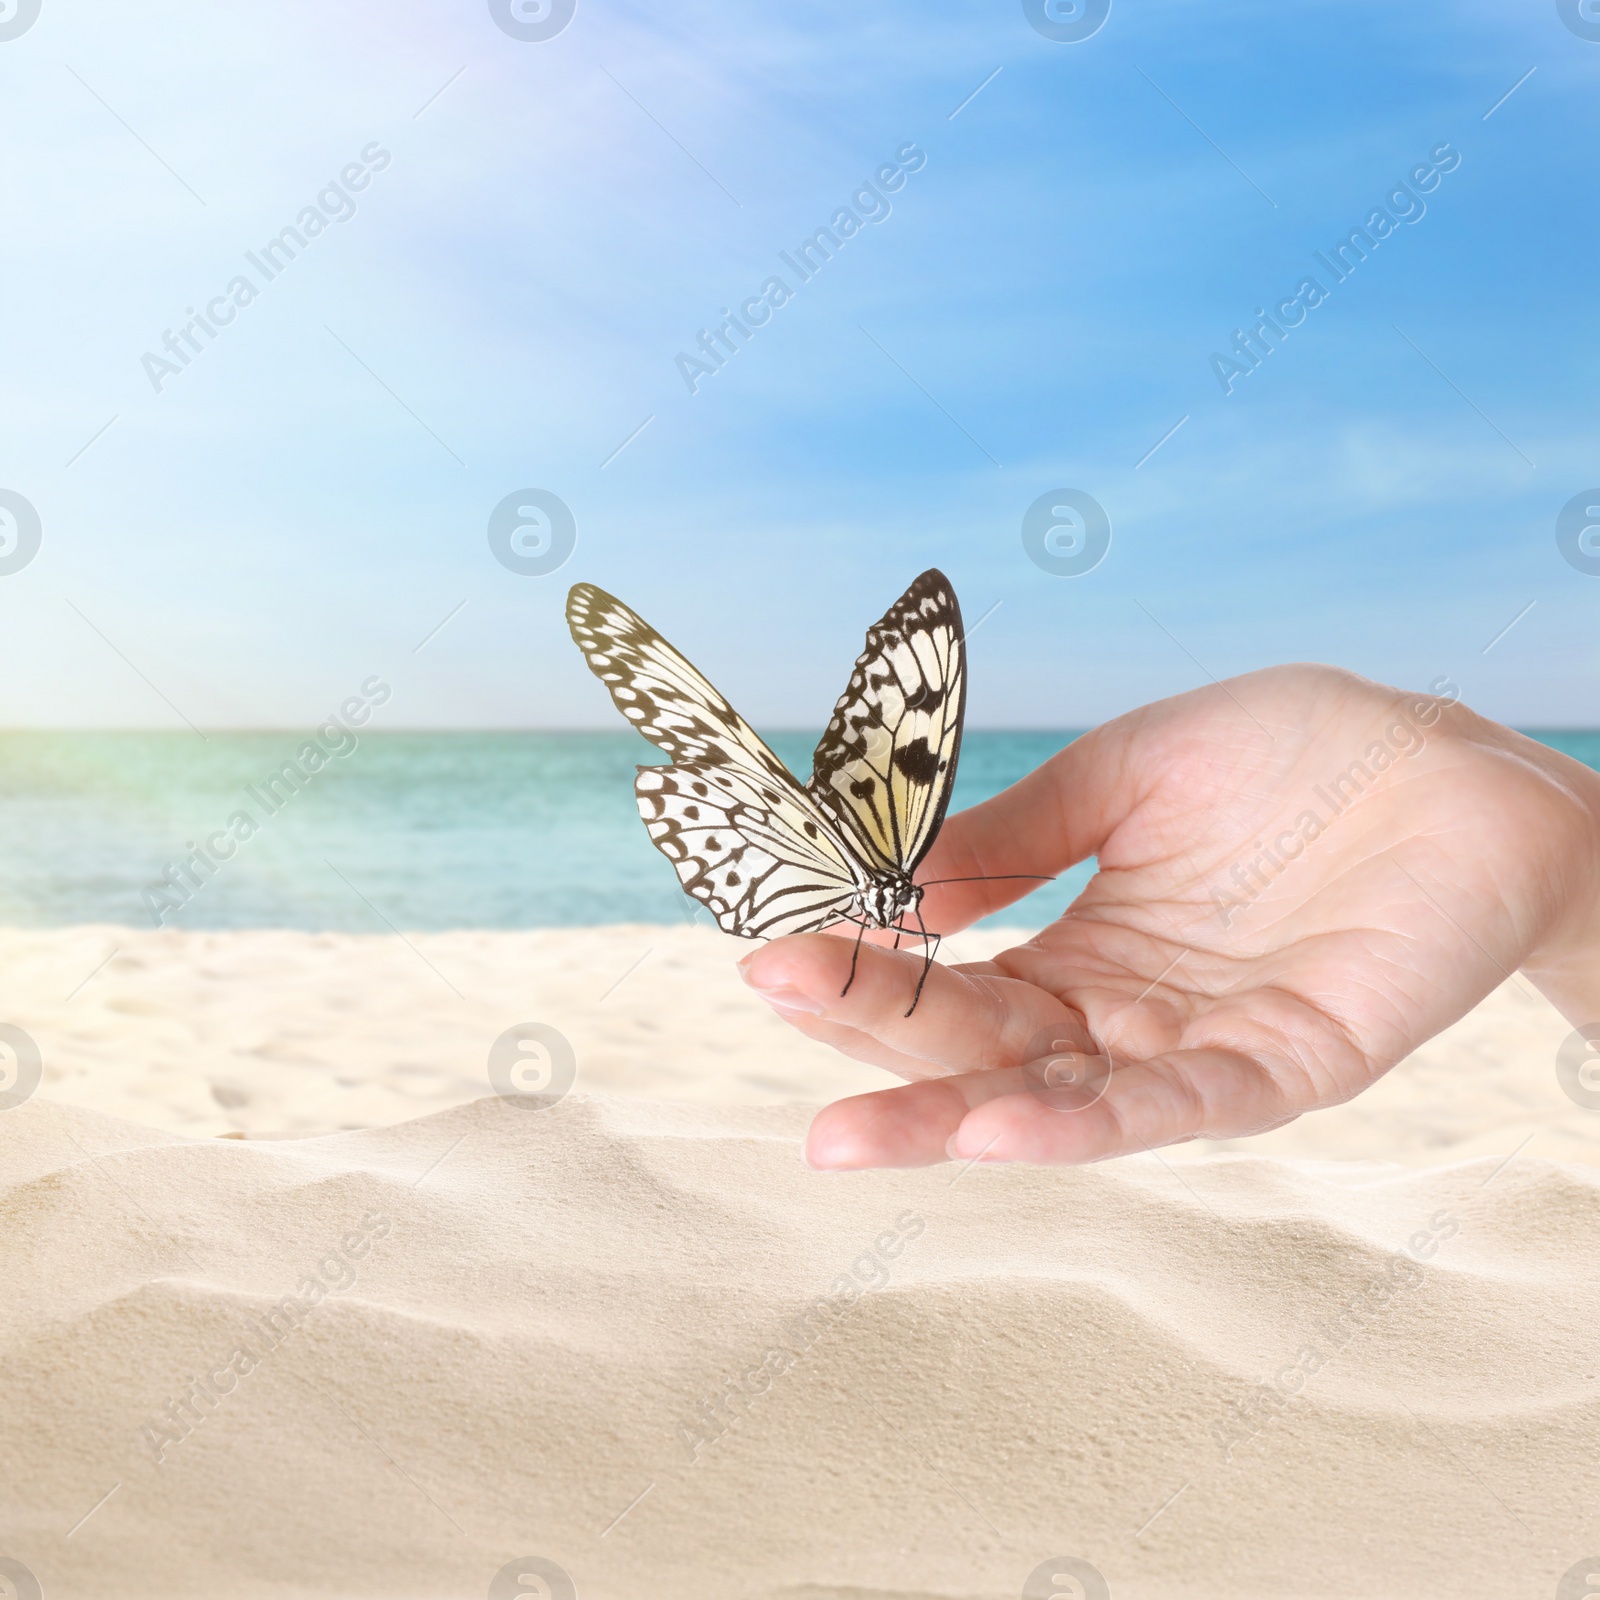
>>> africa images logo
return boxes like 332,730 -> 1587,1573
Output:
1209,143 -> 1461,394
673,143 -> 927,394
139,143 -> 392,393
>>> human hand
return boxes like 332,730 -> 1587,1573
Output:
736,666 -> 1600,1168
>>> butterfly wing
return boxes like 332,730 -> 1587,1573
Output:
568,582 -> 865,937
807,568 -> 966,877
635,762 -> 861,938
567,584 -> 794,784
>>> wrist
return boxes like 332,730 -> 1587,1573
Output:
1521,742 -> 1600,1027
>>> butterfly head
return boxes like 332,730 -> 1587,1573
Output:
858,872 -> 923,931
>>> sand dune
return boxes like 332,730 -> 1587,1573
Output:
4,1091 -> 1599,1599
5,924 -> 1600,1597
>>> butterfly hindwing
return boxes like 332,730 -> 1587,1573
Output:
807,568 -> 966,876
635,762 -> 860,938
567,584 -> 794,783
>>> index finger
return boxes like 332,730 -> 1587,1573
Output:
739,931 -> 1089,1073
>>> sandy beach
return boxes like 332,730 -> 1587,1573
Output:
4,924 -> 1599,1598
8,921 -> 1596,1165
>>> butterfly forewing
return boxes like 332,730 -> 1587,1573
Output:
569,583 -> 868,938
567,584 -> 794,782
635,762 -> 860,937
807,568 -> 966,876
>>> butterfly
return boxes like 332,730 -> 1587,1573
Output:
566,569 -> 969,1014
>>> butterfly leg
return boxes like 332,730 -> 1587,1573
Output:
840,916 -> 870,999
907,934 -> 940,1016
904,904 -> 940,1017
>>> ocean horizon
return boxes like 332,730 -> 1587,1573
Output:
3,729 -> 1596,934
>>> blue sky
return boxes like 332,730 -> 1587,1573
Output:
1,0 -> 1596,730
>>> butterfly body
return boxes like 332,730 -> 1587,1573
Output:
859,872 -> 923,932
568,570 -> 966,1012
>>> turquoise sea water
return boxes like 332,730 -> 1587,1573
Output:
0,731 -> 1083,931
1,731 -> 1595,933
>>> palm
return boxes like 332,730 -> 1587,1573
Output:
739,666 -> 1596,1167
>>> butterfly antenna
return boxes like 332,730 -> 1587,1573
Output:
917,873 -> 1057,887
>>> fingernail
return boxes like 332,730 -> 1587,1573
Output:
737,956 -> 825,1013
752,986 -> 826,1016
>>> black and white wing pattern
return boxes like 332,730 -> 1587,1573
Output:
567,584 -> 864,938
634,762 -> 861,938
807,569 -> 966,876
567,584 -> 793,783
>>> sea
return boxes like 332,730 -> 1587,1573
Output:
1,730 -> 1595,934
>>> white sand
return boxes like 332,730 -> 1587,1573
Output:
4,924 -> 1600,1598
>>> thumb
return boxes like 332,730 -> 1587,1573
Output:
916,718 -> 1135,931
